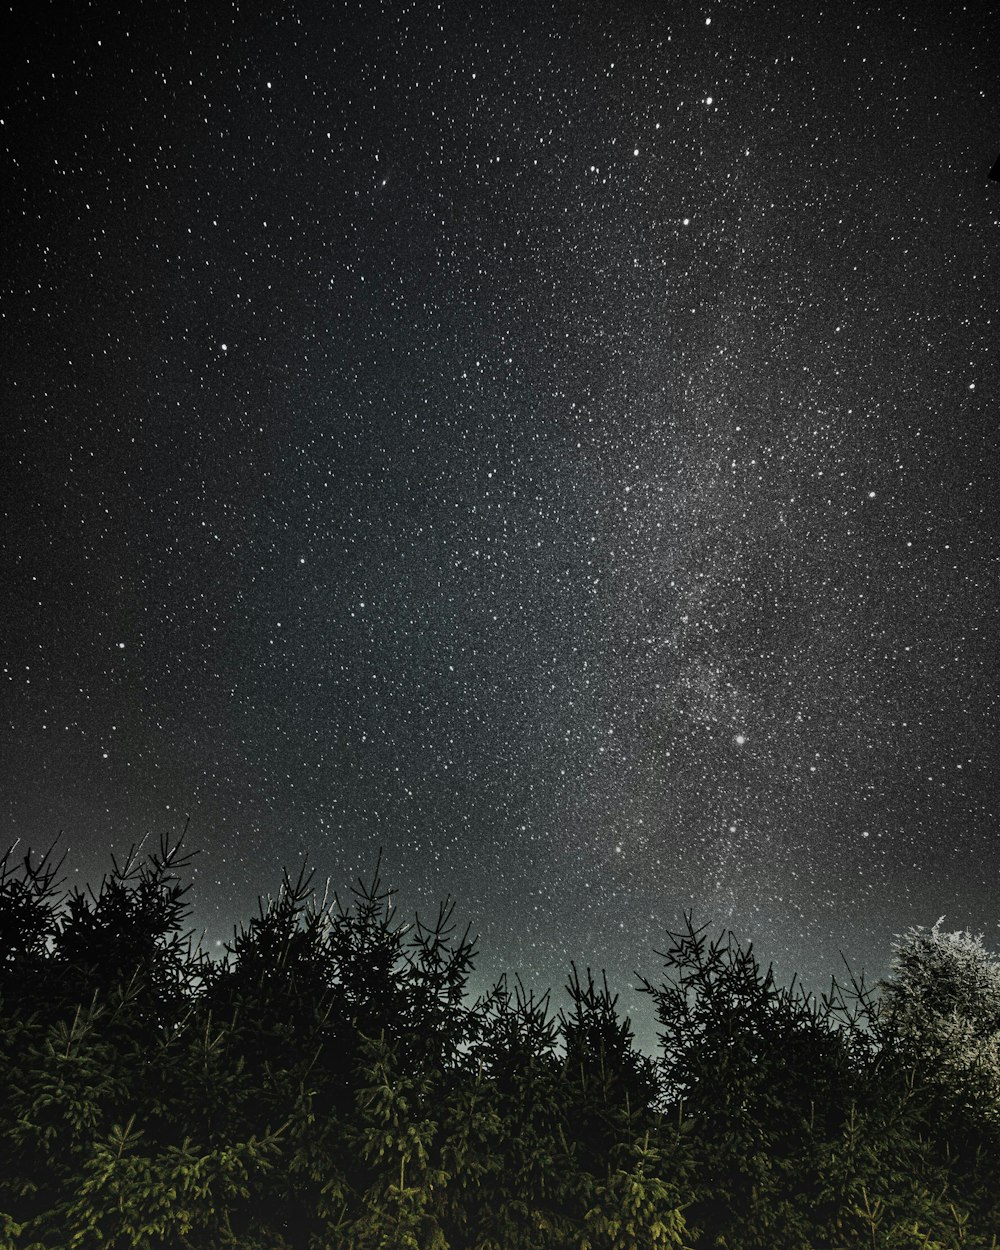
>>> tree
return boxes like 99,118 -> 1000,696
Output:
639,917 -> 858,1248
881,921 -> 1000,1126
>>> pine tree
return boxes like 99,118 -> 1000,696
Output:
346,1031 -> 449,1250
559,964 -> 658,1174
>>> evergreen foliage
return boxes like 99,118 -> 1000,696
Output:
1,837 -> 998,1248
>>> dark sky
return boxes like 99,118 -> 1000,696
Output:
3,0 -> 998,1040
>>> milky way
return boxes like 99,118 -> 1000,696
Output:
3,1 -> 998,1039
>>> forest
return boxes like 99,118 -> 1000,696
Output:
1,835 -> 998,1249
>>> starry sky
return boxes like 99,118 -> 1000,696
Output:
3,1 -> 998,1037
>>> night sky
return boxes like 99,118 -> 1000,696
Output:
3,1 -> 998,1039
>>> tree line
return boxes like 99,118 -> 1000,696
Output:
1,835 -> 998,1248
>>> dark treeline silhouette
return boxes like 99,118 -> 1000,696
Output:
1,835 -> 998,1248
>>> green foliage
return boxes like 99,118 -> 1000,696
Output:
51,1118 -> 284,1250
347,1032 -> 449,1249
581,1137 -> 693,1250
1,838 -> 999,1248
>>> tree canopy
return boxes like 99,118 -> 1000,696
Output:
1,835 -> 998,1249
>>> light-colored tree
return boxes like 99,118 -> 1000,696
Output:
882,920 -> 1000,1122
